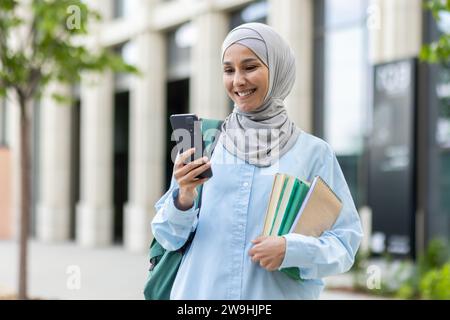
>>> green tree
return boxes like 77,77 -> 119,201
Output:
421,0 -> 450,120
420,0 -> 450,64
0,0 -> 137,299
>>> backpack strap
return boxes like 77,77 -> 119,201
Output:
194,118 -> 223,209
181,118 -> 223,253
149,118 -> 223,266
201,118 -> 223,159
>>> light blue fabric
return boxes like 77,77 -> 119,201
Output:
151,130 -> 363,300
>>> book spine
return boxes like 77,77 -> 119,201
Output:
262,176 -> 276,235
269,177 -> 288,235
288,177 -> 318,233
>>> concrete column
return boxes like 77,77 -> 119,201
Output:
190,11 -> 229,120
36,84 -> 73,241
268,0 -> 313,133
93,0 -> 113,21
369,0 -> 422,64
124,30 -> 166,252
74,0 -> 114,247
76,71 -> 114,247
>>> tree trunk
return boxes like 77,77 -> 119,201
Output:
18,96 -> 31,300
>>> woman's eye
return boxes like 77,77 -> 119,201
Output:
224,69 -> 233,74
246,65 -> 257,71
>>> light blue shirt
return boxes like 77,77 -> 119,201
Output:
151,130 -> 363,300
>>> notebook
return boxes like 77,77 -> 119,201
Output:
289,176 -> 343,237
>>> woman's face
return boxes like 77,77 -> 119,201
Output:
223,44 -> 269,113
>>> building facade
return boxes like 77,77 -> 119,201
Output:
2,0 -> 444,257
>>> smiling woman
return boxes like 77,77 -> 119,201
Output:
222,45 -> 269,113
218,23 -> 299,167
151,22 -> 363,300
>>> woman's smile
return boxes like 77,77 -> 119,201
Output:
223,44 -> 269,112
235,88 -> 257,99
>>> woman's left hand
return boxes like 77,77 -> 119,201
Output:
248,236 -> 286,271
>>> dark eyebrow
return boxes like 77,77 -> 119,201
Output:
223,58 -> 260,66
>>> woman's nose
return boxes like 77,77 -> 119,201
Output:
233,70 -> 246,86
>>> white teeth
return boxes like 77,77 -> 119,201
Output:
237,89 -> 255,97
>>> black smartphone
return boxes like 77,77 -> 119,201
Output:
170,113 -> 213,179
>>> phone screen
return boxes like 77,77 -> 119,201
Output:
170,114 -> 212,178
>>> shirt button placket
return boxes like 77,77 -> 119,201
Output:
231,166 -> 253,299
236,177 -> 246,299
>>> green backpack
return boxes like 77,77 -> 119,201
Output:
143,118 -> 223,300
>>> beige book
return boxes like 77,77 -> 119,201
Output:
262,173 -> 287,236
291,176 -> 343,237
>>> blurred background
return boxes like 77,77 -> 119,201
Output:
0,0 -> 449,300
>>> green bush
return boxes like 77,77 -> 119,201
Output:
419,263 -> 450,300
418,238 -> 450,276
396,283 -> 416,299
350,238 -> 450,299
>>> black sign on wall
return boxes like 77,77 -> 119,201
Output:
368,58 -> 417,258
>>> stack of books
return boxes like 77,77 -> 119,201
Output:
262,173 -> 343,280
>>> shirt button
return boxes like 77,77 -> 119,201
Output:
243,182 -> 249,187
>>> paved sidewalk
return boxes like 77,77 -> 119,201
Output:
0,240 -> 148,299
0,240 -> 383,300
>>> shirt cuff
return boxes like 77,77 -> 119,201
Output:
279,233 -> 316,269
165,188 -> 199,227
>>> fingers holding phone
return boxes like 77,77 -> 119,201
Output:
174,148 -> 211,184
170,114 -> 213,179
173,148 -> 211,210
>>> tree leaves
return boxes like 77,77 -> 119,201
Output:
0,0 -> 138,103
421,0 -> 450,65
0,0 -> 18,11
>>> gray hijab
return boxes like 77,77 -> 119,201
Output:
219,22 -> 300,167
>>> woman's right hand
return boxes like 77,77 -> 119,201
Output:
173,148 -> 211,211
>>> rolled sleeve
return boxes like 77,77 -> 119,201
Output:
279,233 -> 315,269
279,230 -> 358,279
151,188 -> 199,251
166,188 -> 198,226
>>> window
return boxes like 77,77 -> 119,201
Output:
435,13 -> 450,149
324,0 -> 367,28
229,0 -> 268,30
113,0 -> 124,18
113,0 -> 138,19
318,0 -> 368,155
314,0 -> 369,206
428,10 -> 450,238
113,41 -> 136,92
167,22 -> 196,81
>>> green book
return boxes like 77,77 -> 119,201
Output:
281,267 -> 302,280
262,174 -> 312,282
278,180 -> 309,282
277,180 -> 310,236
276,179 -> 300,236
269,176 -> 294,235
262,174 -> 287,236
